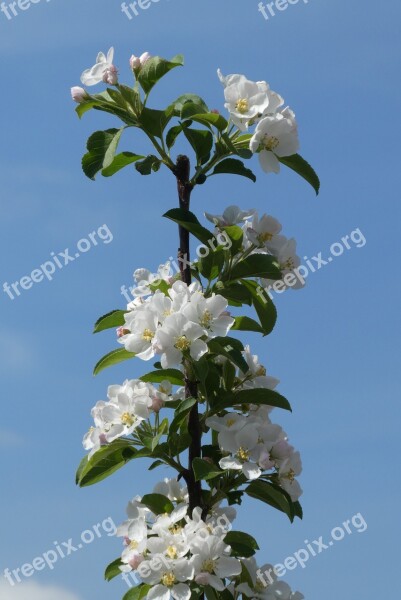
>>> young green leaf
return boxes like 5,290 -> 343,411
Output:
93,310 -> 126,334
140,368 -> 185,386
82,128 -> 125,180
140,493 -> 174,515
228,254 -> 282,281
193,458 -> 222,482
163,208 -> 214,245
105,558 -> 124,581
76,440 -> 138,487
278,154 -> 320,195
231,316 -> 265,334
224,531 -> 259,557
135,155 -> 162,175
93,348 -> 135,375
245,480 -> 299,522
102,152 -> 144,177
138,54 -> 184,95
183,128 -> 213,165
241,279 -> 277,336
212,158 -> 256,182
123,584 -> 151,600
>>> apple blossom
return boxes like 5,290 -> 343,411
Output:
80,47 -> 115,86
191,535 -> 242,591
220,72 -> 271,131
155,313 -> 208,368
250,111 -> 299,174
205,204 -> 255,227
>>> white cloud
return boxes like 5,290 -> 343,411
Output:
0,581 -> 81,600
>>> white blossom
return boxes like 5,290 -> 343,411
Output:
80,47 -> 115,86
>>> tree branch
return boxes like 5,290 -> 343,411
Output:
174,155 -> 203,515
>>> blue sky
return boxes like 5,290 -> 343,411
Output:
0,0 -> 400,599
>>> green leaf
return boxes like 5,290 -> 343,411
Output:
163,208 -> 214,245
222,225 -> 244,255
140,493 -> 174,515
123,584 -> 151,600
181,102 -> 208,119
187,113 -> 228,132
198,246 -> 225,280
102,152 -> 144,177
193,457 -> 221,482
228,254 -> 282,281
222,388 -> 291,412
93,348 -> 135,375
207,338 -> 249,374
82,128 -> 124,180
140,369 -> 185,386
217,282 -> 253,306
231,316 -> 264,334
278,153 -> 320,195
93,310 -> 126,334
212,158 -> 256,182
149,460 -> 165,471
183,128 -> 213,164
169,397 -> 197,435
222,359 -> 236,391
245,480 -> 298,522
117,84 -> 142,115
139,107 -> 170,139
168,94 -> 209,116
105,558 -> 123,581
76,440 -> 137,487
241,279 -> 277,336
166,124 -> 184,150
224,531 -> 259,557
135,155 -> 162,175
138,54 -> 184,95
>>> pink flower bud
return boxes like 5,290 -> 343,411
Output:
117,327 -> 130,338
211,109 -> 220,114
71,86 -> 87,103
140,52 -> 151,66
151,397 -> 164,413
130,55 -> 141,71
129,555 -> 144,570
102,65 -> 118,85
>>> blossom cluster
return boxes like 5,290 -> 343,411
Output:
83,379 -> 173,458
116,479 -> 303,600
205,205 -> 303,290
118,281 -> 234,368
207,345 -> 303,501
218,70 -> 299,174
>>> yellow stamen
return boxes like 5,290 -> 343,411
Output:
162,572 -> 176,587
236,98 -> 249,114
175,336 -> 191,351
142,328 -> 154,342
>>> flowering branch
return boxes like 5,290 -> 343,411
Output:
72,48 -> 320,600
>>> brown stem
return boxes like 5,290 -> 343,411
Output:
174,155 -> 203,515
